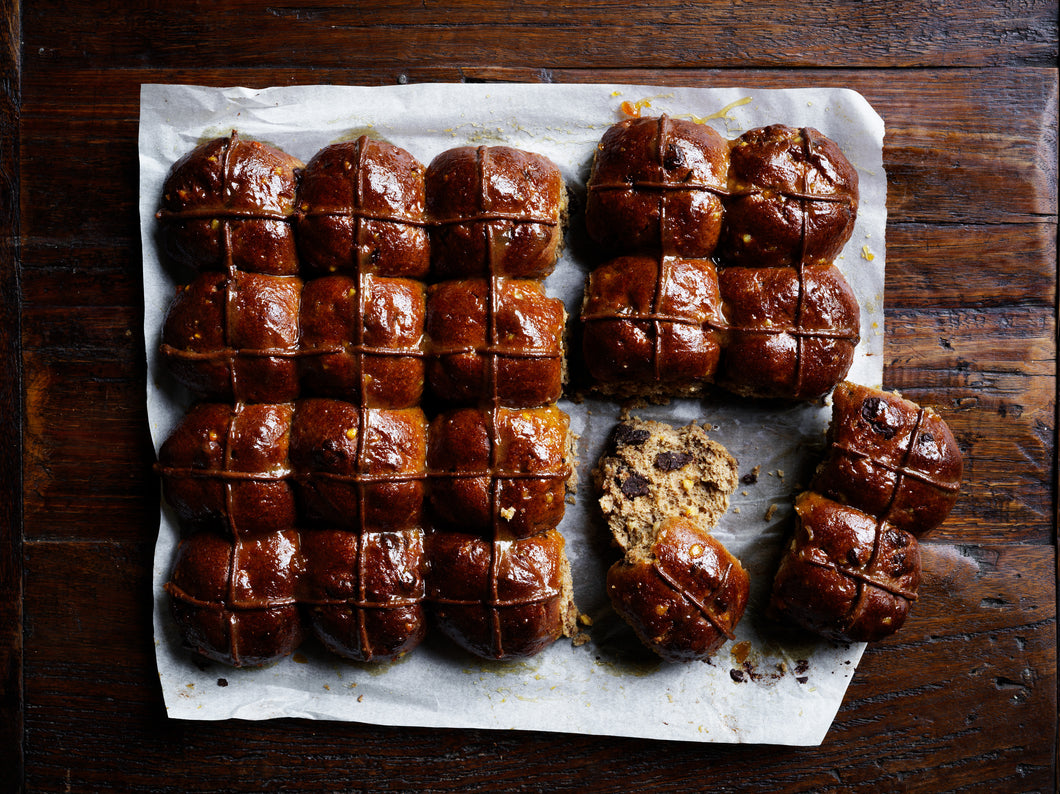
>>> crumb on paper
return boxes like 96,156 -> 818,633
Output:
741,465 -> 760,485
861,245 -> 875,261
765,503 -> 778,521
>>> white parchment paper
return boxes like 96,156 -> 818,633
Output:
140,83 -> 886,744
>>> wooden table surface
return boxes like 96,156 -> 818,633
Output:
2,2 -> 1057,791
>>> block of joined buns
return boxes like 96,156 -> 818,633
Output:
581,116 -> 861,401
422,145 -> 578,660
769,382 -> 962,643
156,132 -> 577,666
594,418 -> 749,662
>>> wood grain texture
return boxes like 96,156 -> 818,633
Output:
8,1 -> 1059,792
1,1 -> 23,792
21,0 -> 1060,69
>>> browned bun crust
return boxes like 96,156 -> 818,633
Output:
811,382 -> 963,535
427,278 -> 565,408
165,529 -> 305,667
298,274 -> 427,408
717,263 -> 860,400
426,529 -> 577,660
299,527 -> 427,662
586,115 -> 729,257
287,400 -> 427,532
581,255 -> 725,393
769,492 -> 920,643
426,146 -> 565,280
606,516 -> 749,662
161,271 -> 303,403
427,406 -> 571,541
296,137 -> 430,279
157,132 -> 303,275
719,124 -> 859,267
158,402 -> 298,538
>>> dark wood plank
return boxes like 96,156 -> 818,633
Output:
18,68 -> 1058,226
0,0 -> 23,791
21,0 -> 1060,69
886,221 -> 1057,309
20,539 -> 1054,792
21,351 -> 157,543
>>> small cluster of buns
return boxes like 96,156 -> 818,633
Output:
769,382 -> 963,642
157,132 -> 576,666
594,419 -> 749,662
581,115 -> 861,400
584,115 -> 961,659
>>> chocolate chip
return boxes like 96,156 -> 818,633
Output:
729,668 -> 746,683
741,468 -> 759,485
795,659 -> 809,674
612,423 -> 650,448
860,397 -> 897,439
654,451 -> 692,472
663,143 -> 685,170
620,473 -> 650,498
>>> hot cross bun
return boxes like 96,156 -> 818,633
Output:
426,145 -> 566,280
165,529 -> 305,668
157,132 -> 303,276
594,418 -> 749,662
585,115 -> 729,257
426,278 -> 565,407
296,137 -> 430,279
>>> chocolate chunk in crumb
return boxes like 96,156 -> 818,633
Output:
620,472 -> 651,498
654,451 -> 693,472
612,423 -> 651,448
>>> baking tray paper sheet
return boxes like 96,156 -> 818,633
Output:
140,82 -> 886,744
